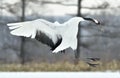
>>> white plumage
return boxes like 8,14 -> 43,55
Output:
7,17 -> 100,53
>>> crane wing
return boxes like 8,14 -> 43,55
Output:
7,19 -> 62,51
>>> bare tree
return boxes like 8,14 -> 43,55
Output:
75,0 -> 82,64
20,0 -> 26,64
77,0 -> 82,16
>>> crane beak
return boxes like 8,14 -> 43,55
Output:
92,19 -> 100,25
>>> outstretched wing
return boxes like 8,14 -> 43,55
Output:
7,19 -> 62,51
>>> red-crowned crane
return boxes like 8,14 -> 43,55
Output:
7,17 -> 100,53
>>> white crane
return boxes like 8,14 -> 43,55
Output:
7,17 -> 100,53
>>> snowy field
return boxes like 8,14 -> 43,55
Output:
0,72 -> 120,78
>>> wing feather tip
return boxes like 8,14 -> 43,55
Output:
52,51 -> 58,53
7,23 -> 16,27
7,23 -> 12,26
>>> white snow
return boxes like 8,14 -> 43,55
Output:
2,0 -> 20,5
82,0 -> 120,8
0,72 -> 120,78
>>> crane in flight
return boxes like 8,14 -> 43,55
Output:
7,17 -> 100,53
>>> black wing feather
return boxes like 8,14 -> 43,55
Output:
35,30 -> 62,51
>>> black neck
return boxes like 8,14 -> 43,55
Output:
83,17 -> 100,25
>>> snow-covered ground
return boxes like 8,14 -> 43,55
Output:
0,72 -> 120,78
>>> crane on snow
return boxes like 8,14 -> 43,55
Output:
7,17 -> 100,53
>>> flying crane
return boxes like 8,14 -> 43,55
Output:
7,17 -> 100,53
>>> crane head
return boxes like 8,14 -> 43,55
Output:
83,17 -> 100,25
